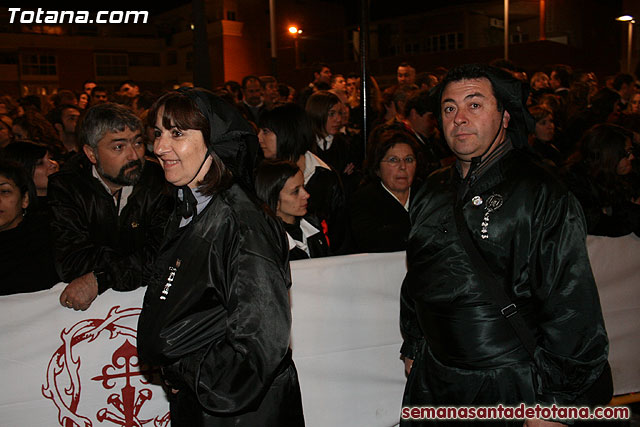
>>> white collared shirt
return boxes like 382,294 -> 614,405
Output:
315,134 -> 334,151
302,151 -> 331,185
286,218 -> 322,256
92,166 -> 133,215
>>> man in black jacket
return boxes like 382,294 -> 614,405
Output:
49,103 -> 171,311
400,65 -> 610,426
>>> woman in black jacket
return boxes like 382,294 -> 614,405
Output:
255,159 -> 330,260
562,123 -> 640,237
137,88 -> 304,426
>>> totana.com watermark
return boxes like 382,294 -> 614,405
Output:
7,8 -> 149,24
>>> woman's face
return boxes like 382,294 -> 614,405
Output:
78,93 -> 89,109
153,107 -> 211,188
0,174 -> 29,232
324,102 -> 343,136
630,93 -> 640,114
378,143 -> 416,196
535,115 -> 555,142
0,120 -> 11,148
532,74 -> 550,91
258,128 -> 277,159
616,138 -> 634,176
33,151 -> 60,196
277,170 -> 309,224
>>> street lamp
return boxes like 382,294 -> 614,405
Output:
616,15 -> 635,73
288,26 -> 303,69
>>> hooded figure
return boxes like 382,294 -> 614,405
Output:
137,88 -> 305,426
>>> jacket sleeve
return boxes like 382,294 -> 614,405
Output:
48,174 -> 172,293
531,191 -> 609,405
163,214 -> 293,414
399,272 -> 425,360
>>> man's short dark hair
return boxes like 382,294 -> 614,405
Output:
612,73 -> 634,91
404,89 -> 435,117
92,86 -> 108,94
50,104 -> 81,126
241,75 -> 263,89
552,64 -> 572,88
79,103 -> 142,149
119,79 -> 137,89
398,62 -> 414,69
440,64 -> 505,112
312,62 -> 330,78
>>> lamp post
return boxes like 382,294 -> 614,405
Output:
288,26 -> 302,69
616,15 -> 635,73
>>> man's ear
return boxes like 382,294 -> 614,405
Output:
502,110 -> 511,128
83,145 -> 97,165
21,191 -> 29,210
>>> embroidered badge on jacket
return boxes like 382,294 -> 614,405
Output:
481,194 -> 503,239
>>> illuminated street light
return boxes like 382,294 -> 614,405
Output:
288,25 -> 302,68
616,15 -> 635,73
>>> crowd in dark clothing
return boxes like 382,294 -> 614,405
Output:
1,59 -> 639,296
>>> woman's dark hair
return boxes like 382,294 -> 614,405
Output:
528,104 -> 553,123
305,91 -> 341,138
257,103 -> 313,161
148,91 -> 232,195
12,110 -> 63,154
0,158 -> 36,213
363,125 -> 419,182
568,123 -> 633,204
2,140 -> 48,178
254,159 -> 300,215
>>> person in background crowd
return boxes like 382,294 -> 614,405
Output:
118,80 -> 140,98
563,123 -> 640,237
2,141 -> 59,202
48,103 -> 172,311
224,80 -> 242,104
550,64 -> 572,99
83,80 -> 97,97
137,88 -> 304,426
0,115 -> 12,148
50,104 -> 81,153
0,159 -> 59,295
91,86 -> 109,105
306,91 -> 361,193
298,62 -> 332,109
257,103 -> 350,254
256,159 -> 330,260
528,72 -> 551,105
415,72 -> 439,91
349,128 -> 419,253
397,62 -> 416,85
629,92 -> 640,114
528,104 -> 563,167
78,92 -> 90,110
12,109 -> 65,158
260,75 -> 279,110
612,73 -> 635,109
237,75 -> 265,125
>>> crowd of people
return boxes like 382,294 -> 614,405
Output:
0,58 -> 638,424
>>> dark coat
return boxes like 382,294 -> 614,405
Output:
0,216 -> 59,295
283,215 -> 330,260
305,165 -> 351,254
400,149 -> 609,419
48,154 -> 172,293
137,183 -> 304,426
349,180 -> 410,253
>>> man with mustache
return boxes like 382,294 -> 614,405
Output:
400,64 -> 610,426
49,103 -> 171,311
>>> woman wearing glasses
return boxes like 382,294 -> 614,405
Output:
349,127 -> 421,252
562,123 -> 640,237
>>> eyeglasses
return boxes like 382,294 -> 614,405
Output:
381,156 -> 416,167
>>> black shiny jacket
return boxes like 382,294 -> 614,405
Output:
48,154 -> 172,293
137,183 -> 304,425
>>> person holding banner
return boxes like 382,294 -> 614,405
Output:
137,88 -> 304,426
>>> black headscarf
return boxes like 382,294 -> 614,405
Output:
178,87 -> 260,190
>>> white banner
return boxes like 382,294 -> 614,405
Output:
1,236 -> 638,427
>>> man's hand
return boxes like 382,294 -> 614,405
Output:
524,419 -> 567,427
404,357 -> 414,376
59,272 -> 99,311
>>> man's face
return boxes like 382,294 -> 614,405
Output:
619,83 -> 635,102
397,66 -> 416,85
119,83 -> 139,98
316,67 -> 332,84
61,108 -> 80,134
409,110 -> 437,136
84,82 -> 96,95
346,77 -> 359,97
441,78 -> 510,162
83,126 -> 145,191
332,76 -> 346,92
93,91 -> 108,104
264,82 -> 279,103
243,80 -> 263,106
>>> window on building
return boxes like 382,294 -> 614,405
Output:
0,52 -> 18,64
21,53 -> 57,76
95,53 -> 128,77
227,11 -> 236,21
129,53 -> 160,67
167,51 -> 177,66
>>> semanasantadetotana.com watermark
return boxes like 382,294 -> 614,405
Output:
7,8 -> 149,24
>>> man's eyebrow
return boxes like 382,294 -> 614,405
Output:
109,133 -> 142,142
464,92 -> 486,101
